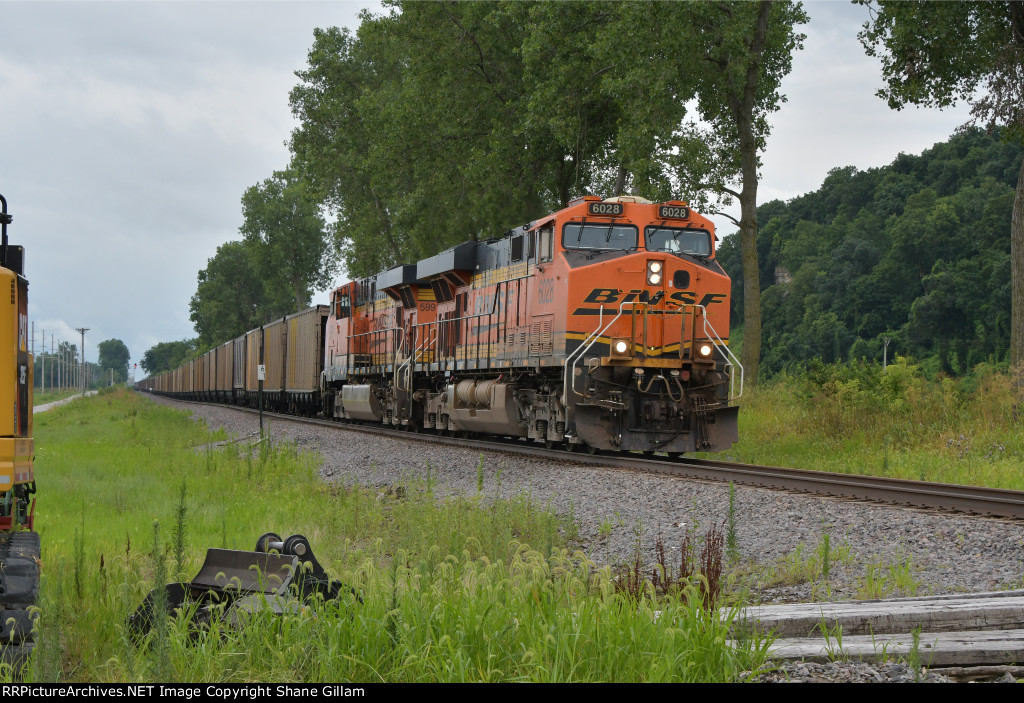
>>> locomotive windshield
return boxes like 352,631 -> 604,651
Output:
644,226 -> 712,257
562,222 -> 638,251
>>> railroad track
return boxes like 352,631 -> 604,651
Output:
155,395 -> 1024,521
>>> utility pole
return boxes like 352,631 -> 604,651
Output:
75,328 -> 89,395
883,336 -> 892,370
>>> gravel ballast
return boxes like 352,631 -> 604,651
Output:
147,395 -> 1024,682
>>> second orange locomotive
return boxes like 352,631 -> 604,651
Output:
322,195 -> 741,454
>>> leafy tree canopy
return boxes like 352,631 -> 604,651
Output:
98,339 -> 131,382
189,240 -> 293,350
718,127 -> 1022,378
140,339 -> 197,376
239,169 -> 336,313
858,0 -> 1024,364
289,0 -> 807,306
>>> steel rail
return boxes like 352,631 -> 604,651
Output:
148,394 -> 1024,521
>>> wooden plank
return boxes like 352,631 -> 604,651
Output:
733,594 -> 1024,637
764,628 -> 1024,666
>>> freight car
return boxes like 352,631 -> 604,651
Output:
142,195 -> 740,456
140,306 -> 330,417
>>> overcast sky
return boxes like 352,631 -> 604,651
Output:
1,1 -> 974,377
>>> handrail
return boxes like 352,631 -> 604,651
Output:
344,325 -> 401,370
690,304 -> 743,400
391,327 -> 407,394
405,288 -> 501,368
414,327 -> 438,364
563,299 -> 639,406
397,326 -> 437,392
561,305 -> 603,406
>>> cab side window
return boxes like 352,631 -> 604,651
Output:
538,226 -> 553,263
334,290 -> 351,319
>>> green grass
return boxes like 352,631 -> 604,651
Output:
20,388 -> 768,682
702,359 -> 1024,490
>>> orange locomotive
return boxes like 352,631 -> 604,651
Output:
322,195 -> 741,455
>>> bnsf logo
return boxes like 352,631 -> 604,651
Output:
582,288 -> 727,307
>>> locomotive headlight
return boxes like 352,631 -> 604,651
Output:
611,338 -> 632,358
647,261 -> 663,286
697,343 -> 714,358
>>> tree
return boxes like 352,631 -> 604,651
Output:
98,339 -> 130,382
743,128 -> 1019,378
290,0 -> 807,322
859,0 -> 1024,365
239,169 -> 336,311
523,1 -> 808,384
290,3 -> 557,276
677,1 -> 808,385
141,339 -> 196,375
189,240 -> 291,349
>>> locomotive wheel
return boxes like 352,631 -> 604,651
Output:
586,444 -> 600,455
564,441 -> 577,453
544,440 -> 555,450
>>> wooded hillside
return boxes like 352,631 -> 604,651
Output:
717,128 -> 1022,377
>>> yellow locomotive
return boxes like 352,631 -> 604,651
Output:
0,193 -> 40,667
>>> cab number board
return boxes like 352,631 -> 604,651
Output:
658,205 -> 690,219
588,202 -> 623,216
